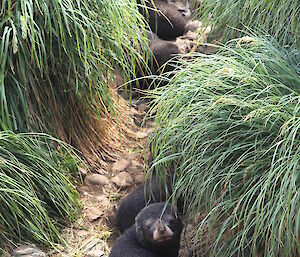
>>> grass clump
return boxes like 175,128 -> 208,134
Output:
151,37 -> 300,256
0,0 -> 150,252
0,132 -> 80,248
197,0 -> 299,47
0,0 -> 148,250
0,0 -> 147,135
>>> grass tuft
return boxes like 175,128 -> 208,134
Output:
0,132 -> 80,248
0,0 -> 148,135
197,0 -> 299,47
151,36 -> 300,256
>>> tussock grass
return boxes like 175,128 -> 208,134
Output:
151,37 -> 300,256
0,0 -> 150,252
0,0 -> 147,135
0,1 -> 149,249
197,0 -> 299,47
0,132 -> 80,248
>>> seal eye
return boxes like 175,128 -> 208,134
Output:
166,216 -> 175,225
145,221 -> 152,229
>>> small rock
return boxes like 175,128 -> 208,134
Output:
95,168 -> 107,174
127,161 -> 144,173
134,174 -> 145,184
11,245 -> 46,257
111,172 -> 134,188
79,167 -> 88,176
85,174 -> 109,186
93,195 -> 110,208
186,20 -> 203,32
82,238 -> 101,252
76,229 -> 90,237
111,159 -> 131,173
146,127 -> 155,135
127,153 -> 139,161
135,131 -> 149,139
85,207 -> 103,221
146,120 -> 155,127
85,249 -> 106,257
137,103 -> 149,113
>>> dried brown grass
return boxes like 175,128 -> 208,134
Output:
28,80 -> 141,170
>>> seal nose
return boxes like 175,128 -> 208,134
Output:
153,220 -> 174,241
158,221 -> 166,233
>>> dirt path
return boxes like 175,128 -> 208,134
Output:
49,100 -> 154,257
52,21 -> 213,257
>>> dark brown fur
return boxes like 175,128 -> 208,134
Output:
115,172 -> 172,233
138,0 -> 187,40
110,203 -> 182,257
134,30 -> 179,90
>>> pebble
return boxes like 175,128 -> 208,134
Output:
127,161 -> 144,173
93,195 -> 110,208
85,174 -> 109,186
146,120 -> 156,127
134,174 -> 145,184
135,131 -> 149,139
127,153 -> 140,161
79,167 -> 88,176
85,206 -> 103,221
137,103 -> 149,113
111,159 -> 131,173
95,168 -> 107,174
85,249 -> 106,257
111,172 -> 134,188
11,245 -> 46,257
